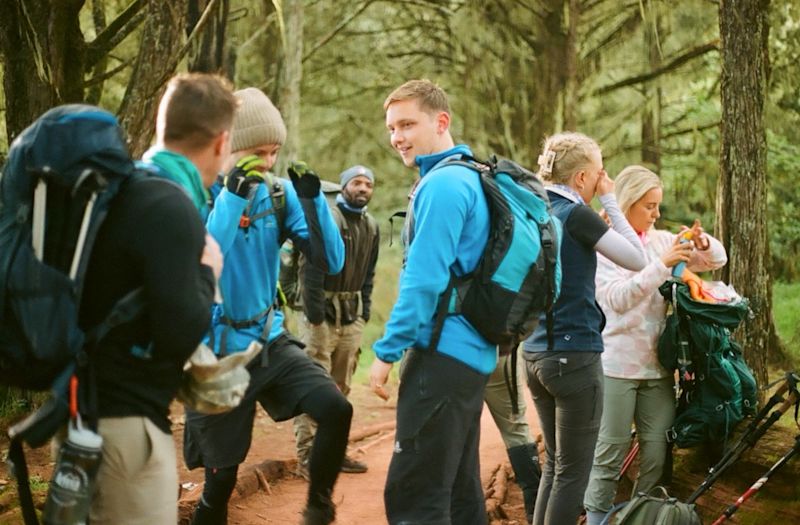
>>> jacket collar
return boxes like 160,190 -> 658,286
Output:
416,144 -> 473,178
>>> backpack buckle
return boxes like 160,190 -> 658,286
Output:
239,215 -> 251,228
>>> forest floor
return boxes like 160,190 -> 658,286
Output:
1,379 -> 799,524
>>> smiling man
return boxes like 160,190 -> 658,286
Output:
369,79 -> 494,525
293,165 -> 380,477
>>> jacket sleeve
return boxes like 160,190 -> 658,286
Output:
596,242 -> 671,315
205,188 -> 248,256
283,181 -> 344,275
372,170 -> 471,363
301,259 -> 327,325
360,223 -> 380,323
687,234 -> 727,272
140,187 -> 215,359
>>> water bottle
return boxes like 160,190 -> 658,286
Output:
671,231 -> 693,278
43,422 -> 103,525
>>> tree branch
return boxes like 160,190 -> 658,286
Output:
593,40 -> 719,95
85,0 -> 147,67
84,59 -> 133,87
302,0 -> 377,64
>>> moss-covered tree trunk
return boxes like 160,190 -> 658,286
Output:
715,0 -> 773,388
275,0 -> 304,178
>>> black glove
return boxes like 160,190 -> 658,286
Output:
225,155 -> 267,198
287,161 -> 321,199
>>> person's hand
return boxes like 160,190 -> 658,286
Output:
369,358 -> 393,401
201,234 -> 223,281
287,161 -> 321,199
595,169 -> 614,197
661,235 -> 693,268
225,155 -> 266,197
598,208 -> 612,227
683,219 -> 711,251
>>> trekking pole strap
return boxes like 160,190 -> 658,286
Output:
8,438 -> 40,525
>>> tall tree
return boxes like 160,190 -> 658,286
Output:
275,0 -> 304,176
715,0 -> 773,387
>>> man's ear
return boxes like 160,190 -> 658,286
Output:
436,111 -> 451,134
213,130 -> 230,157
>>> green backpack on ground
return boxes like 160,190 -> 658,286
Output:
604,487 -> 702,525
657,280 -> 756,448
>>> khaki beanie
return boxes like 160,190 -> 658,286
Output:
231,87 -> 287,152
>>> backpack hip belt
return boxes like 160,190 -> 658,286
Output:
324,290 -> 362,329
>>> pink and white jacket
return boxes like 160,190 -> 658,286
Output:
596,229 -> 727,380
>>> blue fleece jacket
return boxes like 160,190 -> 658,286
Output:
372,145 -> 496,374
206,180 -> 344,353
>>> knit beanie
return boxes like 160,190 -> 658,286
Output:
339,165 -> 375,188
231,88 -> 287,152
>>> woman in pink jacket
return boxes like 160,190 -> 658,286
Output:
583,165 -> 728,525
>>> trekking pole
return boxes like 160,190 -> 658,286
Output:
619,430 -> 638,480
687,372 -> 800,503
711,434 -> 800,525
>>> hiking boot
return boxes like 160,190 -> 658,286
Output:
295,458 -> 310,481
340,455 -> 368,474
302,495 -> 336,525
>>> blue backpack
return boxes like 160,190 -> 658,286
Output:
0,105 -> 144,525
427,155 -> 563,354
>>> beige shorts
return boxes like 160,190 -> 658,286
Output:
89,416 -> 178,525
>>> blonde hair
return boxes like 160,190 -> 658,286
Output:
536,132 -> 599,184
383,79 -> 450,115
614,165 -> 663,214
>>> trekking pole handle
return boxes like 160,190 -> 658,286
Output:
69,375 -> 78,420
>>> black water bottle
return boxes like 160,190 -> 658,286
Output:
43,422 -> 103,525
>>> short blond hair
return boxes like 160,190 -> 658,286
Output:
383,79 -> 450,114
536,132 -> 600,184
614,165 -> 663,214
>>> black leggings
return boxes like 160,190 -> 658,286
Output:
299,382 -> 353,506
198,383 -> 351,516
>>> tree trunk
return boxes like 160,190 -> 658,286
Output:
715,0 -> 772,389
0,0 -> 85,141
275,0 -> 304,178
188,0 -> 231,76
119,0 -> 189,157
641,8 -> 662,171
562,0 -> 580,131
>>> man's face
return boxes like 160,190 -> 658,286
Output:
342,175 -> 374,207
385,99 -> 444,168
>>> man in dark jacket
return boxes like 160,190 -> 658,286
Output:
293,165 -> 380,476
80,73 -> 233,523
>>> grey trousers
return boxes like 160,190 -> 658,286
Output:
524,351 -> 603,525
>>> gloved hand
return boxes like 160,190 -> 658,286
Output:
287,161 -> 321,199
225,155 -> 267,198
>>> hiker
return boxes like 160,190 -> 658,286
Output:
583,165 -> 727,525
140,73 -> 235,218
183,87 -> 350,525
78,74 -> 234,523
485,351 -> 541,523
293,164 -> 380,478
369,79 -> 494,525
521,132 -> 646,525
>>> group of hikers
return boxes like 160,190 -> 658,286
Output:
21,73 -> 727,525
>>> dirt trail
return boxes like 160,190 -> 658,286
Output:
176,382 -> 538,525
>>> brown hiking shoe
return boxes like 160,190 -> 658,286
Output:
302,495 -> 335,525
295,458 -> 310,481
340,455 -> 367,473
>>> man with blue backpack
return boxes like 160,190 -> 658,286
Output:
370,79 -> 561,524
182,86 -> 351,525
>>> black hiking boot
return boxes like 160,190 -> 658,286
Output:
302,492 -> 336,525
340,454 -> 368,473
191,499 -> 228,525
508,442 -> 541,523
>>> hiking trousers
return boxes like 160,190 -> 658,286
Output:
294,316 -> 364,460
484,348 -> 532,449
524,351 -> 603,525
89,416 -> 177,525
385,349 -> 489,525
584,375 -> 675,514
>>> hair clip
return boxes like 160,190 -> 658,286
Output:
537,150 -> 556,174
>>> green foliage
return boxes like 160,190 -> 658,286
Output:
773,281 -> 800,364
